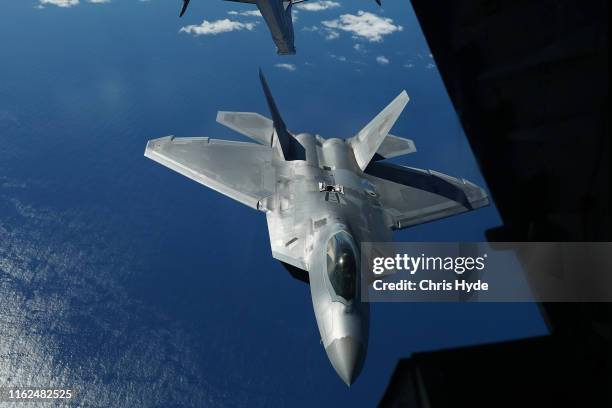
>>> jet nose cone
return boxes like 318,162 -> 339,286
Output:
325,336 -> 366,386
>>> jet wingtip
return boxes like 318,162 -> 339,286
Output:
215,111 -> 226,124
144,138 -> 162,158
145,135 -> 174,152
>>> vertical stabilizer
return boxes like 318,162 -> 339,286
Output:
258,69 -> 305,160
348,91 -> 409,171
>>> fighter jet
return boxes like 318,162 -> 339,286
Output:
178,1 -> 381,55
144,71 -> 489,385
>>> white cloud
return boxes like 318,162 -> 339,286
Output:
329,54 -> 347,62
296,1 -> 340,11
275,63 -> 297,72
325,30 -> 339,40
403,63 -> 415,69
328,54 -> 368,66
180,19 -> 257,36
38,0 -> 110,6
322,11 -> 403,42
376,55 -> 390,65
227,10 -> 262,17
38,0 -> 79,7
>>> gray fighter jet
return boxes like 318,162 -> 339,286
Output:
179,1 -> 381,55
144,71 -> 489,385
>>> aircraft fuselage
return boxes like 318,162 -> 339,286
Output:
265,132 -> 393,384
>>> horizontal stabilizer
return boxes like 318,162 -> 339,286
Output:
348,91 -> 409,171
373,134 -> 416,161
217,111 -> 274,146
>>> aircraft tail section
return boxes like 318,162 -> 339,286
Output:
348,91 -> 409,171
258,69 -> 305,160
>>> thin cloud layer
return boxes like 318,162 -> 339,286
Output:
180,19 -> 257,36
322,11 -> 403,42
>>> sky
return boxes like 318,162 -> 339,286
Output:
0,1 -> 547,407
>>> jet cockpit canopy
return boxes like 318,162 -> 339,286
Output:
326,232 -> 358,301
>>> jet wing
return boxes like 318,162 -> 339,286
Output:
145,136 -> 275,209
365,162 -> 489,230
